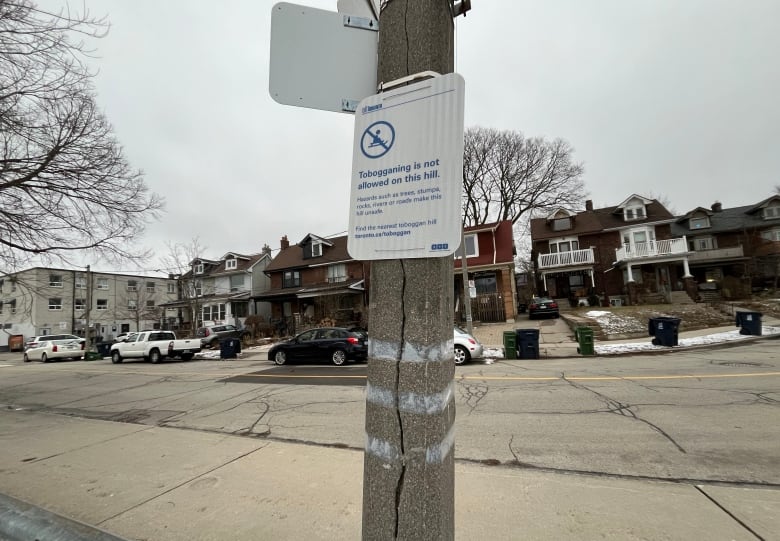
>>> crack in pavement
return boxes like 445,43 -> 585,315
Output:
457,380 -> 489,414
560,372 -> 687,453
694,485 -> 766,541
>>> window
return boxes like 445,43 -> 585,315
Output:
167,282 -> 176,294
0,301 -> 3,314
11,280 -> 16,292
460,234 -> 478,258
762,228 -> 780,241
194,280 -> 202,296
311,241 -> 322,257
689,236 -> 715,251
127,280 -> 137,291
146,300 -> 156,309
194,263 -> 204,274
75,298 -> 86,310
569,274 -> 584,287
689,216 -> 710,229
97,278 -> 109,290
763,204 -> 780,220
49,274 -> 63,287
622,268 -> 643,283
229,274 -> 245,291
226,258 -> 237,270
552,217 -> 571,231
624,204 -> 645,221
96,299 -> 108,310
146,281 -> 155,293
283,270 -> 301,288
549,239 -> 579,253
75,276 -> 86,289
10,299 -> 16,313
48,298 -> 62,310
202,303 -> 226,321
233,302 -> 248,318
327,264 -> 347,283
128,299 -> 137,310
474,274 -> 497,294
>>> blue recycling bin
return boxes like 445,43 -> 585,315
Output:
516,329 -> 540,359
648,317 -> 681,347
220,338 -> 241,359
96,342 -> 112,358
735,311 -> 762,336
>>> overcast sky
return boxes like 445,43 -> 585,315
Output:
36,0 -> 780,272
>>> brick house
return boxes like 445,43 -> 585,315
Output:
252,234 -> 369,334
454,220 -> 518,323
531,193 -> 780,307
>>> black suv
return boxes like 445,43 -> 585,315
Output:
196,324 -> 250,348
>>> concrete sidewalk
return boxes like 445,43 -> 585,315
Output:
1,409 -> 778,541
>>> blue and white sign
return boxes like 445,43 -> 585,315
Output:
348,73 -> 465,260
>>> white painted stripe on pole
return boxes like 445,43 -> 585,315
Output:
365,432 -> 400,461
425,424 -> 456,464
399,382 -> 453,415
367,382 -> 454,414
368,338 -> 453,363
366,382 -> 397,408
366,425 -> 456,465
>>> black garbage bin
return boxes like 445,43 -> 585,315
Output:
96,342 -> 112,358
516,329 -> 540,359
735,311 -> 762,336
220,338 -> 241,359
648,317 -> 681,347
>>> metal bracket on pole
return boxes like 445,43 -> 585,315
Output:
378,71 -> 441,92
343,14 -> 378,31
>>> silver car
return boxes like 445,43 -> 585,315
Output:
454,326 -> 484,365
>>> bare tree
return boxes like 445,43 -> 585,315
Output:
0,1 -> 163,270
159,238 -> 207,331
462,127 -> 586,226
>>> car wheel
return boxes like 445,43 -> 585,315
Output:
273,350 -> 287,365
111,351 -> 122,364
331,349 -> 347,366
41,353 -> 49,363
554,313 -> 560,319
210,339 -> 219,349
150,350 -> 162,364
454,345 -> 470,366
23,353 -> 30,362
529,313 -> 535,320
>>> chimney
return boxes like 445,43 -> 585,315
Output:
585,200 -> 593,211
262,243 -> 272,256
711,201 -> 722,212
280,235 -> 289,250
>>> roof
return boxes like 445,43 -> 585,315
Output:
251,278 -> 365,301
530,198 -> 675,242
671,203 -> 780,236
265,235 -> 352,272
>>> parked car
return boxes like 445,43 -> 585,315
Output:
528,296 -> 560,319
454,326 -> 484,365
268,327 -> 367,366
113,332 -> 136,343
196,324 -> 250,349
24,338 -> 84,362
109,331 -> 201,364
25,334 -> 85,351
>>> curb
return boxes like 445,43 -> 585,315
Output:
0,492 -> 129,541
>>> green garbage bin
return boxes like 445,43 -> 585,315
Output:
503,331 -> 517,359
575,326 -> 595,356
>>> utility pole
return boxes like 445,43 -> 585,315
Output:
84,265 -> 92,351
362,1 -> 457,539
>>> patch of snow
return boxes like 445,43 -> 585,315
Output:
586,311 -> 611,317
595,326 -> 780,355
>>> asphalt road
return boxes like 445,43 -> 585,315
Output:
1,341 -> 778,487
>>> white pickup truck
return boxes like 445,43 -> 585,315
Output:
109,331 -> 201,364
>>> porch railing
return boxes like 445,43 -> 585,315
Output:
537,248 -> 595,269
615,237 -> 688,262
687,245 -> 744,262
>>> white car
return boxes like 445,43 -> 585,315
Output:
23,338 -> 84,363
454,326 -> 484,365
25,334 -> 85,351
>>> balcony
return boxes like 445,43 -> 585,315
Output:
538,248 -> 595,269
687,245 -> 744,263
615,237 -> 688,262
